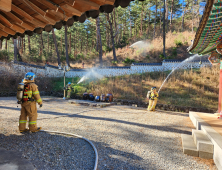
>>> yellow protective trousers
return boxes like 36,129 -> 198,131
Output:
147,99 -> 158,111
67,90 -> 71,98
19,103 -> 38,132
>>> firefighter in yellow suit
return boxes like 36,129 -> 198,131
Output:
19,72 -> 42,133
147,87 -> 159,111
65,82 -> 72,98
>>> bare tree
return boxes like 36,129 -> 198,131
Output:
163,0 -> 166,59
153,0 -> 158,39
96,17 -> 103,66
140,2 -> 144,36
166,0 -> 169,33
106,13 -> 117,61
170,0 -> 174,31
28,35 -> 31,53
52,28 -> 61,66
128,5 -> 132,37
13,38 -> 17,61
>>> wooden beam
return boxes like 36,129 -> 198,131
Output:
36,0 -> 58,11
61,4 -> 82,16
1,11 -> 23,24
105,0 -> 115,5
45,12 -> 64,22
0,14 -> 13,27
10,24 -> 25,33
46,10 -> 69,21
0,23 -> 5,29
11,4 -> 34,21
74,0 -> 100,9
57,8 -> 73,17
2,27 -> 16,35
92,0 -> 115,5
19,0 -> 46,17
33,14 -> 56,25
27,18 -> 46,28
0,30 -> 8,37
63,0 -> 75,6
19,22 -> 35,31
0,0 -> 12,12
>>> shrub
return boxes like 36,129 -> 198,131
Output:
174,40 -> 183,47
0,50 -> 9,60
76,53 -> 84,60
159,54 -> 165,59
172,47 -> 177,57
112,61 -> 118,65
122,57 -> 135,65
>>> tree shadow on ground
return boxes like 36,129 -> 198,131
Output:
0,105 -> 191,135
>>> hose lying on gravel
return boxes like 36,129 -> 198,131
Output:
40,130 -> 98,170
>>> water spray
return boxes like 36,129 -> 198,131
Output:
77,67 -> 104,84
148,54 -> 201,111
158,54 -> 200,94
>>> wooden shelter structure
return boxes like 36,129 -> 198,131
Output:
187,0 -> 222,113
0,0 -> 144,41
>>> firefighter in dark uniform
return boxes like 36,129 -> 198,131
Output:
18,72 -> 42,133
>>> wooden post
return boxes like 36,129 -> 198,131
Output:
218,59 -> 222,113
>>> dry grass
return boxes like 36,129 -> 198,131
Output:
76,65 -> 219,111
0,64 -> 53,93
80,31 -> 196,67
0,63 -> 219,111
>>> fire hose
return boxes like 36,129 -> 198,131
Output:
40,130 -> 98,170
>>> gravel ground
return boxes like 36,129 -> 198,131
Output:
0,97 -> 217,170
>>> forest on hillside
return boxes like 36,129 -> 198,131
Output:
0,0 -> 206,68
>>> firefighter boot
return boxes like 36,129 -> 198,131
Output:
31,127 -> 42,133
20,129 -> 29,133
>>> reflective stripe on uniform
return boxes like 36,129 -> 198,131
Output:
36,98 -> 42,103
19,120 -> 27,123
33,91 -> 39,95
29,121 -> 36,124
23,96 -> 29,98
24,91 -> 32,95
24,91 -> 32,98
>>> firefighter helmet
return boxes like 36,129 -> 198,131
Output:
68,82 -> 71,85
151,87 -> 156,91
24,72 -> 35,81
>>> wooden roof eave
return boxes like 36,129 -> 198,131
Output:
188,0 -> 215,54
0,0 -> 137,41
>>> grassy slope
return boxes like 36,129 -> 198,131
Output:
1,30 -> 218,111
50,65 -> 219,111
0,31 -> 195,68
71,31 -> 196,68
